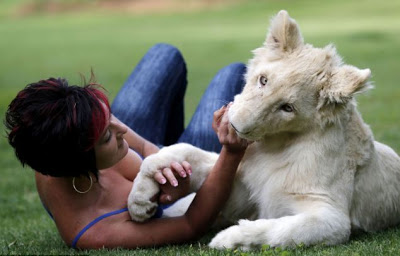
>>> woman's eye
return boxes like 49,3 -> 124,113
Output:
259,76 -> 268,86
104,130 -> 112,143
281,104 -> 294,112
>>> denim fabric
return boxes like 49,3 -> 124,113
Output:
111,43 -> 246,153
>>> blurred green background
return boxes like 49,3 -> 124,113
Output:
1,0 -> 399,255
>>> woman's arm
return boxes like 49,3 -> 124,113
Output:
85,148 -> 244,249
81,106 -> 249,249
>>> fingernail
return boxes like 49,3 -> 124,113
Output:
188,169 -> 192,176
172,180 -> 178,187
160,178 -> 166,184
166,195 -> 172,201
181,172 -> 187,178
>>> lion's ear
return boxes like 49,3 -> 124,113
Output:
320,65 -> 372,105
316,65 -> 372,127
264,10 -> 304,54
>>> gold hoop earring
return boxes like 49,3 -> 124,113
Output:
72,175 -> 93,194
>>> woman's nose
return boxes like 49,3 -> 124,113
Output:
116,122 -> 128,136
119,125 -> 128,135
111,120 -> 128,136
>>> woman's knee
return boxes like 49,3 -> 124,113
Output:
147,43 -> 187,71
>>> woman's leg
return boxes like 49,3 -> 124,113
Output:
111,43 -> 187,146
178,63 -> 246,152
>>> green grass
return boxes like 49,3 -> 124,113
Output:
1,0 -> 400,255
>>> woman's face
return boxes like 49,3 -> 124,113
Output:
94,106 -> 129,170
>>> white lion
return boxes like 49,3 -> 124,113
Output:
128,10 -> 400,250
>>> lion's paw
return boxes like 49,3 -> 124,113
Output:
128,196 -> 158,222
128,174 -> 159,222
209,225 -> 252,251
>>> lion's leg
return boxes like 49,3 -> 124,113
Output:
209,202 -> 350,250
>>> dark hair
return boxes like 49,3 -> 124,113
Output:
5,77 -> 110,178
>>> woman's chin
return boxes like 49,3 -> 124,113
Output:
121,140 -> 129,157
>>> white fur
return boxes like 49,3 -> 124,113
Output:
128,10 -> 400,250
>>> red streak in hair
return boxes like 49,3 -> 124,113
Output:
86,87 -> 110,148
42,79 -> 58,86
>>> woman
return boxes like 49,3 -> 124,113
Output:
5,43 -> 249,249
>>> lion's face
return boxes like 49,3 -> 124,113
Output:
229,11 -> 371,141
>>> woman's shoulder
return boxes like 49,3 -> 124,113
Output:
35,170 -> 133,247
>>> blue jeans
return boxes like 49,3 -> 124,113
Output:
111,43 -> 246,153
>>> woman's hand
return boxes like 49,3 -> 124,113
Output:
212,103 -> 250,153
153,161 -> 192,204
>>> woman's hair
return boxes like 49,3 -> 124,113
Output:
5,77 -> 110,178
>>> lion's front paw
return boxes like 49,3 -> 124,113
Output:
128,174 -> 159,222
128,194 -> 158,222
209,224 -> 252,251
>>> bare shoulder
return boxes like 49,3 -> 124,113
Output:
35,169 -> 135,247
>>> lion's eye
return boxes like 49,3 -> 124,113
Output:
281,104 -> 294,112
259,76 -> 268,86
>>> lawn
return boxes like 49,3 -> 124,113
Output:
1,0 -> 400,255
